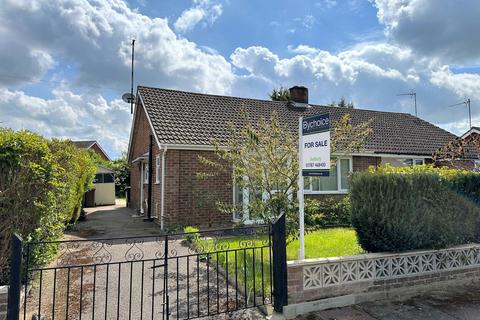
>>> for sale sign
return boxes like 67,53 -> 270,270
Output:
300,113 -> 330,176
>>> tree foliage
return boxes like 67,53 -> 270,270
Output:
329,97 -> 354,108
198,110 -> 372,239
105,154 -> 130,197
0,129 -> 97,284
269,87 -> 290,101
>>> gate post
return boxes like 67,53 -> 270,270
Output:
7,234 -> 23,320
272,214 -> 288,313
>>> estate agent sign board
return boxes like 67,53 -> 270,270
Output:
301,113 -> 331,176
297,112 -> 331,260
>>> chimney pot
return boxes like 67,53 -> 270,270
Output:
289,86 -> 308,104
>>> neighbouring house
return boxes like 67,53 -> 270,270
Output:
127,86 -> 457,228
433,126 -> 480,170
71,140 -> 116,206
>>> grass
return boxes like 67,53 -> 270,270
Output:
286,227 -> 364,260
191,227 -> 362,302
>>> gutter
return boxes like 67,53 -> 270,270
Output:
160,146 -> 167,230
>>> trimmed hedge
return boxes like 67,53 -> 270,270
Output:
0,129 -> 97,284
305,196 -> 351,228
350,166 -> 480,252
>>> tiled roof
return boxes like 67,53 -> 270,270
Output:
70,140 -> 96,149
138,86 -> 457,156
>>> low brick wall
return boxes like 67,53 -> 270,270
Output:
0,286 -> 7,320
285,244 -> 480,318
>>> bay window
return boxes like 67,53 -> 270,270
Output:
304,157 -> 352,193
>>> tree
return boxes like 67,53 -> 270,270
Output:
198,110 -> 373,239
106,154 -> 131,197
329,97 -> 354,108
269,87 -> 290,101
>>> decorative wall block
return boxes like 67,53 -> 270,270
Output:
301,244 -> 480,290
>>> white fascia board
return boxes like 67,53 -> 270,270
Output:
138,92 -> 162,150
127,90 -> 162,163
159,145 -> 432,158
461,128 -> 480,139
160,144 -> 226,151
344,152 -> 432,159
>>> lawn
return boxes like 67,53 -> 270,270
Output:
192,227 -> 362,302
286,227 -> 364,260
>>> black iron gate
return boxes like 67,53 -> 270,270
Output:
7,219 -> 287,320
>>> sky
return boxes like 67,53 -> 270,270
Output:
1,0 -> 480,159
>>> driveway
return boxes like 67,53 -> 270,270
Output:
24,202 -> 266,320
295,283 -> 480,320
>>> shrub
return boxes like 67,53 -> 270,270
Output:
50,139 -> 96,223
351,167 -> 480,252
305,196 -> 351,228
184,226 -> 200,243
0,129 -> 97,284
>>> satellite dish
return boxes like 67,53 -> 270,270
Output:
122,93 -> 135,104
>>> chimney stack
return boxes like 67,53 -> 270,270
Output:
289,86 -> 308,104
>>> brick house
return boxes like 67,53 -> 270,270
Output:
127,86 -> 457,228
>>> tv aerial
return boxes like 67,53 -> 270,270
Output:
448,98 -> 471,129
397,91 -> 417,116
122,39 -> 136,114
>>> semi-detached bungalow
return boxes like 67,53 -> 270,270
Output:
127,86 -> 457,228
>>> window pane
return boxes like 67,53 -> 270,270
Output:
402,159 -> 413,166
234,183 -> 243,220
318,162 -> 338,191
311,177 -> 320,191
340,159 -> 350,190
414,159 -> 423,165
103,173 -> 114,183
303,177 -> 311,190
94,174 -> 103,183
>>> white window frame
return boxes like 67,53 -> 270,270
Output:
232,178 -> 293,224
155,155 -> 161,184
304,157 -> 353,195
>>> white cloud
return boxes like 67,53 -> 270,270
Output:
174,0 -> 223,33
0,87 -> 131,156
295,15 -> 316,30
315,0 -> 337,9
0,0 -> 233,94
374,0 -> 480,64
230,42 -> 480,131
430,66 -> 480,99
0,0 -> 234,157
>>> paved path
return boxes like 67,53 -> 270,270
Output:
296,283 -> 480,320
24,202 -> 266,320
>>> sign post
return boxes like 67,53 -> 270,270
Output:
298,113 -> 330,260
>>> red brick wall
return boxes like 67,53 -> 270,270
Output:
129,105 -> 161,216
163,150 -> 233,227
129,104 -> 232,227
90,143 -> 109,161
352,155 -> 381,171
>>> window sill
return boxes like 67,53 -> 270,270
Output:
304,190 -> 348,195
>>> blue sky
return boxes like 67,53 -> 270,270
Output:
1,0 -> 480,159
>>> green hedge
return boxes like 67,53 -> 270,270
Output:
305,196 -> 351,228
0,129 -> 97,284
350,166 -> 480,252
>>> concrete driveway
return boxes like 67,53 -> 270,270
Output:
295,283 -> 480,320
24,202 -> 266,320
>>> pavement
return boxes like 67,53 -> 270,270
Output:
295,283 -> 480,320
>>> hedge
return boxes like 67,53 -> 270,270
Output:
305,196 -> 351,228
350,165 -> 480,253
0,129 -> 97,284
